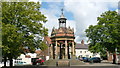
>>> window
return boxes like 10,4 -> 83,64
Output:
85,51 -> 86,53
80,51 -> 82,53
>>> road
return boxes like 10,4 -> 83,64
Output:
1,60 -> 120,68
78,60 -> 116,66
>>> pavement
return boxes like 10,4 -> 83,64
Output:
1,60 -> 120,68
77,60 -> 116,66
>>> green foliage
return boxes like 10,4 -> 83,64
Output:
39,41 -> 48,50
2,2 -> 48,61
85,11 -> 120,53
2,23 -> 23,58
100,49 -> 107,60
1,0 -> 29,2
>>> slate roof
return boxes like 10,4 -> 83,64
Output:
75,43 -> 89,49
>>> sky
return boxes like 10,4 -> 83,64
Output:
29,0 -> 119,44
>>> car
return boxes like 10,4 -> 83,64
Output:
36,59 -> 45,65
79,57 -> 89,62
32,59 -> 45,65
14,61 -> 29,66
88,57 -> 101,63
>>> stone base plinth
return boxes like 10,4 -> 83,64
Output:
56,60 -> 70,66
44,59 -> 85,66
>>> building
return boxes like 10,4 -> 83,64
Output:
75,40 -> 100,58
49,9 -> 75,59
41,36 -> 52,60
13,53 -> 37,66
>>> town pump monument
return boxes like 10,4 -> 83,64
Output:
50,9 -> 75,60
45,9 -> 84,66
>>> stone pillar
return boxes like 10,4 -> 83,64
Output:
72,41 -> 75,59
65,40 -> 68,59
55,41 -> 58,59
50,44 -> 53,59
60,43 -> 62,59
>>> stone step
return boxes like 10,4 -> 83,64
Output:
44,59 -> 85,66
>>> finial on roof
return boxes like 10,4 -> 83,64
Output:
61,8 -> 63,14
60,8 -> 65,18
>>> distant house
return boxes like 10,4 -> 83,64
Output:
40,36 -> 52,60
75,40 -> 100,58
13,53 -> 37,66
12,37 -> 52,66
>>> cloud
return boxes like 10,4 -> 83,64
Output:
64,0 -> 118,43
41,0 -> 64,2
41,0 -> 119,2
66,20 -> 76,31
41,8 -> 59,36
40,1 -> 118,44
41,2 -> 76,36
29,0 -> 42,3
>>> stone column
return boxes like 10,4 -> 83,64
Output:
65,40 -> 68,59
60,43 -> 62,59
55,41 -> 58,59
72,41 -> 75,59
50,44 -> 53,59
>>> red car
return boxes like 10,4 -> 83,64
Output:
36,59 -> 45,65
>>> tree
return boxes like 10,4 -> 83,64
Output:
2,23 -> 23,67
2,2 -> 48,67
85,11 -> 120,63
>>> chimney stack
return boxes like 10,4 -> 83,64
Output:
81,40 -> 84,45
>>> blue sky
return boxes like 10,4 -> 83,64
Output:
40,1 -> 119,44
41,2 -> 118,20
29,0 -> 119,43
41,2 -> 74,20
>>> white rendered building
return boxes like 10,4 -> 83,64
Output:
13,53 -> 37,66
75,40 -> 100,59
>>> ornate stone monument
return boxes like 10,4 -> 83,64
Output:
44,9 -> 85,66
49,9 -> 75,60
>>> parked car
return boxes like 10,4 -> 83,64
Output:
79,57 -> 89,62
88,57 -> 101,63
14,61 -> 29,66
36,59 -> 45,65
32,58 -> 44,65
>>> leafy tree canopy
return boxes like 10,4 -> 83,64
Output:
85,11 -> 120,53
2,2 -> 48,64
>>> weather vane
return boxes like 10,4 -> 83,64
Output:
61,8 -> 64,14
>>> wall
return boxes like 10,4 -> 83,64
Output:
13,53 -> 37,66
75,49 -> 100,58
